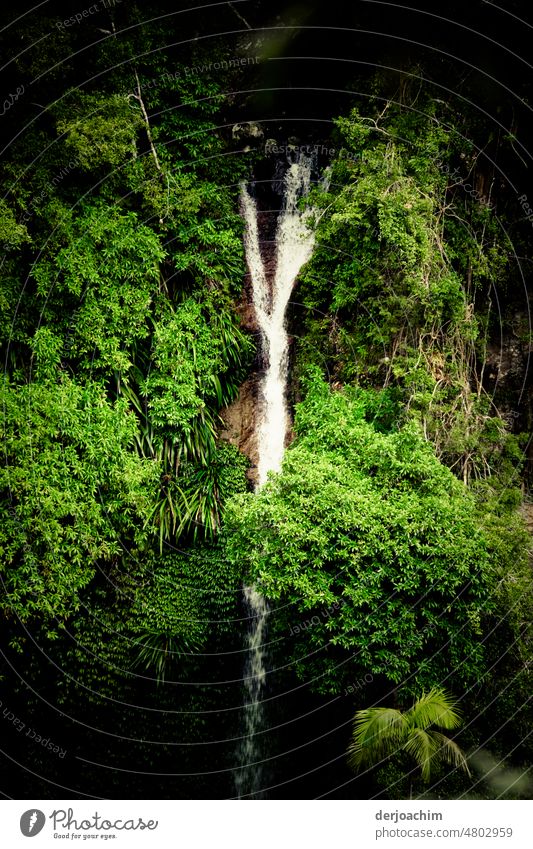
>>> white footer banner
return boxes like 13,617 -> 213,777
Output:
0,800 -> 531,848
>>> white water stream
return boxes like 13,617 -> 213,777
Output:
235,155 -> 315,798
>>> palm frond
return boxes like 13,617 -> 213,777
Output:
113,329 -> 248,550
407,687 -> 463,731
403,727 -> 439,782
348,707 -> 408,770
133,630 -> 200,684
429,731 -> 471,777
346,688 -> 469,785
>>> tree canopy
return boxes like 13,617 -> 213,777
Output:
224,370 -> 497,694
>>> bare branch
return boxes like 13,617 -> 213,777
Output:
133,68 -> 162,173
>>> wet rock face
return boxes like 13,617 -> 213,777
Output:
219,375 -> 261,486
220,185 -> 284,487
482,309 -> 533,485
231,122 -> 264,144
484,311 -> 533,420
485,337 -> 528,387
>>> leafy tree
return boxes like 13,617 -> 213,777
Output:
0,200 -> 30,249
31,203 -> 166,374
0,376 -> 158,629
117,298 -> 253,549
348,688 -> 470,787
141,298 -> 252,438
298,97 -> 518,486
223,370 -> 497,694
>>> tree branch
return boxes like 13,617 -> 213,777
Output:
133,69 -> 162,173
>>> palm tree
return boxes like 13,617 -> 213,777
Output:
347,687 -> 471,790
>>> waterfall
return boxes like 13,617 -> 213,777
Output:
234,585 -> 269,799
235,154 -> 316,798
242,158 -> 315,486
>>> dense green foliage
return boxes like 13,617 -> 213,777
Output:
0,376 -> 157,627
0,20 -> 253,747
0,6 -> 530,799
224,371 -> 500,694
298,98 -> 521,487
60,544 -> 242,695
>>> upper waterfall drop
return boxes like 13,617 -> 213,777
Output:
242,155 -> 316,487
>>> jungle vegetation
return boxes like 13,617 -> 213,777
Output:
0,2 -> 531,800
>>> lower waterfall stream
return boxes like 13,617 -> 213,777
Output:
234,154 -> 316,798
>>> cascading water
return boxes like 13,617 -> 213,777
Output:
243,157 -> 315,487
235,154 -> 316,798
234,584 -> 269,799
